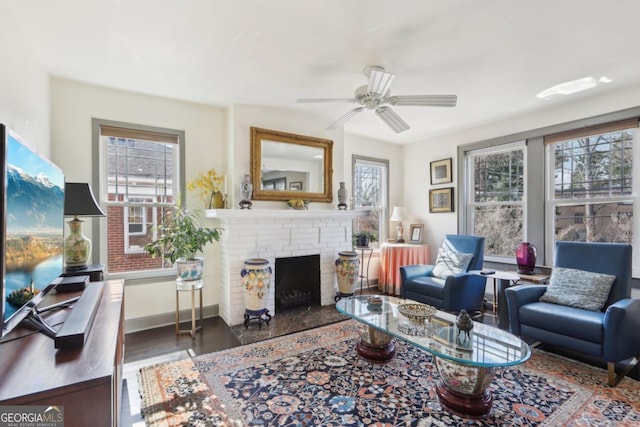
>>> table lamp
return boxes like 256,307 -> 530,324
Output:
390,206 -> 408,243
64,182 -> 106,270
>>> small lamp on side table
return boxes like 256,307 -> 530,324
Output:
390,206 -> 408,243
63,182 -> 106,271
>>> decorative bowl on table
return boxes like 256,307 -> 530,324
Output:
367,296 -> 383,312
367,296 -> 383,306
398,303 -> 437,325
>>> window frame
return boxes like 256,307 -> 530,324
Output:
92,118 -> 186,280
352,155 -> 390,243
544,124 -> 639,272
123,199 -> 158,255
458,106 -> 640,281
464,140 -> 527,262
126,200 -> 148,237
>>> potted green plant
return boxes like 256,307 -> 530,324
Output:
353,231 -> 377,248
144,205 -> 222,280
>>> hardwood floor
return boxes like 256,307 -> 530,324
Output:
124,316 -> 242,365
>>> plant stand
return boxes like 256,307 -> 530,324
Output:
175,279 -> 204,338
244,308 -> 271,330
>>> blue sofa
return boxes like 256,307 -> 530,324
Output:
400,235 -> 486,314
506,241 -> 640,386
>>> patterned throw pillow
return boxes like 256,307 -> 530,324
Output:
539,267 -> 616,311
432,248 -> 474,279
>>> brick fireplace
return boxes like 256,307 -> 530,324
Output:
205,209 -> 365,326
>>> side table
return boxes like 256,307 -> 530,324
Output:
175,279 -> 204,338
355,246 -> 373,294
515,272 -> 550,284
468,270 -> 520,330
378,243 -> 430,296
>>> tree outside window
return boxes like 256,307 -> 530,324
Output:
467,143 -> 525,258
549,128 -> 634,246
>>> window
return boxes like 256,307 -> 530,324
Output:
459,108 -> 640,276
123,196 -> 155,255
465,141 -> 526,259
545,120 -> 638,267
93,119 -> 185,276
352,155 -> 389,243
127,205 -> 146,235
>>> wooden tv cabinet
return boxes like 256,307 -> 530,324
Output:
0,280 -> 125,427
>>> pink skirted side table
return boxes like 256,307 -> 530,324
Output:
378,243 -> 430,296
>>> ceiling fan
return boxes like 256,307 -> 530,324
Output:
297,66 -> 457,133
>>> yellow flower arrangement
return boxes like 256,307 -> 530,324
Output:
287,199 -> 308,210
188,169 -> 226,209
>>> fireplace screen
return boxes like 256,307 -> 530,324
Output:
275,254 -> 321,311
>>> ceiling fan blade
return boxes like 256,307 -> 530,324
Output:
296,98 -> 356,103
326,107 -> 365,130
375,106 -> 410,133
387,94 -> 457,107
367,67 -> 395,96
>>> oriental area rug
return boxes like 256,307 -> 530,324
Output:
138,320 -> 640,426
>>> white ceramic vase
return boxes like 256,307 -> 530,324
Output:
240,174 -> 253,209
337,181 -> 348,209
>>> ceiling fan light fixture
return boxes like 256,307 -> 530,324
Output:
299,65 -> 458,133
376,106 -> 410,133
367,66 -> 395,96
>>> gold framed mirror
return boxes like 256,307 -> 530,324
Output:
250,127 -> 333,202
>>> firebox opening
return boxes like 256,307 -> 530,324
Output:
275,254 -> 321,312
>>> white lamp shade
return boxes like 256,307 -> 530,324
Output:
390,206 -> 408,222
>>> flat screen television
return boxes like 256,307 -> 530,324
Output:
0,123 -> 65,339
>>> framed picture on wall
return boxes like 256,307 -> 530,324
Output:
289,181 -> 302,191
430,158 -> 452,185
429,187 -> 454,213
409,224 -> 424,243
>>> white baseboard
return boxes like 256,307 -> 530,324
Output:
124,304 -> 219,333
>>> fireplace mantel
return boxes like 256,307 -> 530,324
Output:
205,209 -> 367,220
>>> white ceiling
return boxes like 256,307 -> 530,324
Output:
6,0 -> 640,144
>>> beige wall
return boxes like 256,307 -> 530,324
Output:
50,78 -> 227,323
0,1 -> 50,154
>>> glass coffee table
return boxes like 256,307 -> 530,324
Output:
336,295 -> 531,418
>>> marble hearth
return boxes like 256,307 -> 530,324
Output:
205,209 -> 365,326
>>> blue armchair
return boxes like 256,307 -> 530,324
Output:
506,241 -> 640,386
400,235 -> 486,314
